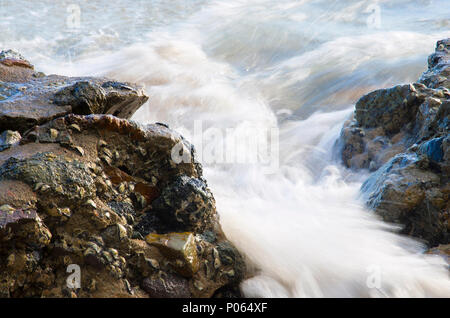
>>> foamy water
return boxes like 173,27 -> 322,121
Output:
1,0 -> 449,297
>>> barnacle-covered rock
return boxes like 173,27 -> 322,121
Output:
0,111 -> 245,298
0,48 -> 245,298
149,176 -> 217,233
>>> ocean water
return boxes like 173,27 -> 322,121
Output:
1,0 -> 449,297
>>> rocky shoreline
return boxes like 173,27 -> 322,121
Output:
0,52 -> 245,297
337,39 -> 449,254
1,38 -> 449,298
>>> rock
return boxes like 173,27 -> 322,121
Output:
418,137 -> 444,162
53,81 -> 107,115
0,130 -> 21,151
142,273 -> 191,298
216,241 -> 246,283
338,39 -> 450,246
361,153 -> 447,245
0,49 -> 245,298
52,80 -> 148,118
0,206 -> 40,229
146,232 -> 199,277
0,112 -> 245,298
355,84 -> 423,135
0,50 -> 35,83
149,175 -> 217,233
0,152 -> 97,214
0,52 -> 148,133
419,38 -> 450,89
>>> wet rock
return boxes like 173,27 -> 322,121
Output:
0,112 -> 244,298
355,84 -> 423,135
418,137 -> 444,162
419,38 -> 450,89
150,176 -> 217,233
338,39 -> 450,246
53,80 -> 148,118
53,81 -> 107,115
146,232 -> 199,277
216,241 -> 245,283
0,152 -> 96,208
0,50 -> 245,298
361,153 -> 447,245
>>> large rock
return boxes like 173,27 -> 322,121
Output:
0,50 -> 149,133
0,114 -> 245,298
0,50 -> 245,298
337,39 -> 450,246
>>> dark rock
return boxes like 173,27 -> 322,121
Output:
53,80 -> 148,118
338,39 -> 450,246
419,38 -> 450,89
355,84 -> 423,135
216,241 -> 246,283
108,201 -> 135,218
53,81 -> 107,115
150,176 -> 217,233
142,273 -> 191,298
361,153 -> 447,245
418,137 -> 444,162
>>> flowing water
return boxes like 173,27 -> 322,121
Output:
1,0 -> 450,297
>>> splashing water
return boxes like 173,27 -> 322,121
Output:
2,0 -> 449,297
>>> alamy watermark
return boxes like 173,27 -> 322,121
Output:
66,264 -> 81,289
366,264 -> 382,289
66,4 -> 81,32
170,121 -> 280,174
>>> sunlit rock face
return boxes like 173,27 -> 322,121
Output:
338,39 -> 450,247
0,53 -> 245,298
